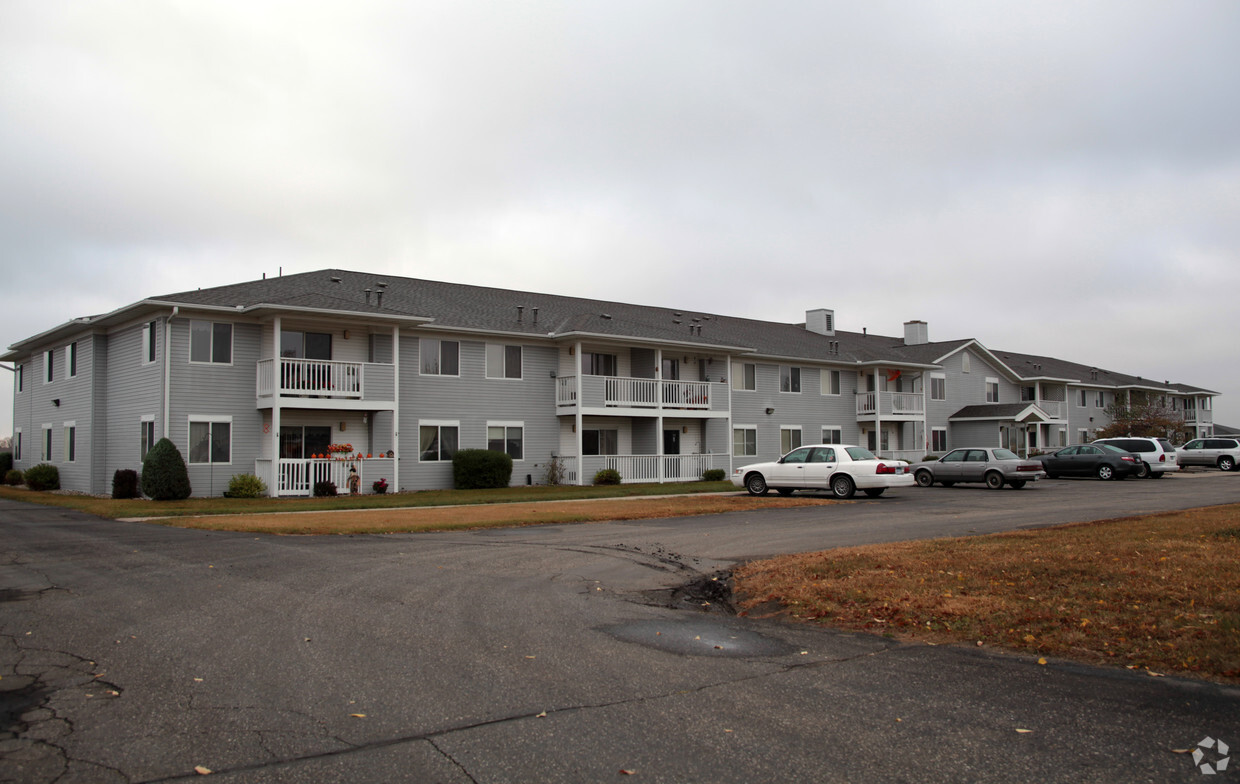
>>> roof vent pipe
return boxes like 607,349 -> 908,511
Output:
376,290 -> 383,307
364,289 -> 372,305
517,306 -> 524,322
532,307 -> 539,324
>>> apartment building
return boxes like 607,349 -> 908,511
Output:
4,270 -> 1218,496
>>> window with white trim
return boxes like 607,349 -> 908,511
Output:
487,422 -> 524,460
780,427 -> 802,454
583,429 -> 619,456
1077,389 -> 1088,407
731,362 -> 755,391
419,421 -> 459,461
188,417 -> 232,464
143,321 -> 157,364
189,321 -> 233,364
780,366 -> 801,393
961,351 -> 971,373
140,416 -> 156,461
986,377 -> 1000,403
1095,391 -> 1105,408
68,342 -> 77,378
822,369 -> 841,396
821,427 -> 842,445
41,424 -> 53,461
732,426 -> 756,456
44,350 -> 54,383
420,339 -> 460,376
486,344 -> 523,379
931,428 -> 947,452
930,374 -> 946,401
63,422 -> 76,463
1077,428 -> 1090,444
1057,428 -> 1067,447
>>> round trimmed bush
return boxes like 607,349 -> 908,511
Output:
702,469 -> 726,482
227,473 -> 267,498
141,438 -> 192,501
0,451 -> 12,475
592,468 -> 622,486
5,469 -> 23,486
453,449 -> 514,490
313,480 -> 338,497
24,463 -> 60,492
112,469 -> 141,499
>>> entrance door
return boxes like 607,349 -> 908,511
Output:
663,429 -> 681,480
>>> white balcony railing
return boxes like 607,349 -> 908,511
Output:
257,358 -> 395,402
255,457 -> 395,496
556,376 -> 714,410
567,453 -> 727,484
856,391 -> 925,417
1033,400 -> 1065,419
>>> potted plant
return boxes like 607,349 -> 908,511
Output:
372,477 -> 388,494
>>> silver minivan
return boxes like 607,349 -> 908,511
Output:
1092,437 -> 1180,478
1176,438 -> 1240,472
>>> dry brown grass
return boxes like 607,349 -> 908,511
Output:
733,506 -> 1240,683
162,494 -> 832,534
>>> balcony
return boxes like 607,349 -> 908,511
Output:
561,453 -> 728,484
255,457 -> 395,497
856,391 -> 924,420
1182,409 -> 1213,425
1033,400 -> 1066,420
556,375 -> 728,414
257,358 -> 395,409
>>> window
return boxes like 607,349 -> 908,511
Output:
1077,389 -> 1088,407
1021,386 -> 1036,402
190,321 -> 233,364
583,429 -> 619,456
279,425 -> 332,459
420,338 -> 460,376
931,428 -> 947,452
488,422 -> 524,460
661,357 -> 679,380
140,417 -> 156,461
188,418 -> 232,464
822,369 -> 841,396
281,330 -> 332,360
486,344 -> 523,379
1095,391 -> 1105,408
930,374 -> 946,401
780,366 -> 801,393
419,422 -> 459,461
143,321 -> 157,364
13,429 -> 21,461
780,427 -> 802,454
1077,428 -> 1090,444
15,364 -> 22,392
584,352 -> 617,376
42,425 -> 52,461
45,349 -> 54,383
961,351 -> 971,373
68,342 -> 77,378
986,378 -> 999,403
63,423 -> 76,463
821,427 -> 842,444
731,362 -> 755,391
732,426 -> 756,457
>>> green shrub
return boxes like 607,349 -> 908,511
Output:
0,452 -> 12,475
4,469 -> 23,486
313,480 -> 337,497
227,473 -> 267,498
141,438 -> 192,501
24,463 -> 60,492
702,469 -> 726,482
453,449 -> 514,490
112,469 -> 140,499
593,468 -> 622,486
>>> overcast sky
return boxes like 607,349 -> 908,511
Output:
3,1 -> 1239,438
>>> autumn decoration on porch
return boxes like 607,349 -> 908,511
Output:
372,477 -> 388,494
326,443 -> 354,455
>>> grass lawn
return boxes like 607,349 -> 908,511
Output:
0,480 -> 738,519
733,505 -> 1240,684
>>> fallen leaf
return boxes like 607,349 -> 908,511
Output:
194,766 -> 212,775
1037,658 -> 1047,666
1170,749 -> 1192,754
350,713 -> 366,718
620,770 -> 636,776
714,645 -> 723,650
1015,728 -> 1033,734
525,655 -> 536,659
536,710 -> 547,718
1146,670 -> 1165,677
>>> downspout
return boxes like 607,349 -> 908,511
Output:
725,355 -> 733,479
163,307 -> 178,438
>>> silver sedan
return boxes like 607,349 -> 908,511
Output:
912,447 -> 1047,489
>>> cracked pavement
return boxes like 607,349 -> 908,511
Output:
2,474 -> 1239,782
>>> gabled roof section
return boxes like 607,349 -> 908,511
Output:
949,403 -> 1052,423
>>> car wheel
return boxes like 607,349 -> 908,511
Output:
914,470 -> 934,488
830,474 -> 856,499
1097,464 -> 1115,480
776,487 -> 794,496
745,473 -> 768,496
1149,471 -> 1165,479
1219,456 -> 1236,472
984,471 -> 1004,490
863,488 -> 885,498
1009,479 -> 1027,489
1135,462 -> 1151,479
940,481 -> 955,487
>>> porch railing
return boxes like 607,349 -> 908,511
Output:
255,457 -> 396,496
876,449 -> 924,464
257,358 -> 395,401
856,391 -> 925,417
1033,400 -> 1065,419
556,375 -> 714,410
567,453 -> 727,484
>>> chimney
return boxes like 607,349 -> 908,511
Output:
904,320 -> 928,346
805,308 -> 835,336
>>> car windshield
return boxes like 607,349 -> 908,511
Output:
992,449 -> 1019,460
845,446 -> 878,461
1096,443 -> 1130,455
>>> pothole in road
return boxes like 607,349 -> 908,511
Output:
603,617 -> 798,658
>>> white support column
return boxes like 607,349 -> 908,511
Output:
655,348 -> 664,484
574,341 -> 584,486
392,325 -> 400,491
725,354 -> 734,478
270,316 -> 281,497
873,367 -> 883,454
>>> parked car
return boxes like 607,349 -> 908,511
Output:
911,448 -> 1046,489
1091,437 -> 1180,478
1176,438 -> 1240,472
731,444 -> 914,499
1037,443 -> 1141,480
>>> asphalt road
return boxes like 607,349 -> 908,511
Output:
2,471 -> 1239,783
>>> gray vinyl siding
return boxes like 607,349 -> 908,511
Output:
1066,386 -> 1113,437
105,318 -> 165,486
731,363 -> 861,463
168,317 -> 264,497
398,332 -> 559,490
950,420 -> 1001,448
929,350 -> 1018,432
631,419 -> 657,454
47,335 -> 95,491
91,334 -> 109,493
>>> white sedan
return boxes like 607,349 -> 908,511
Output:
731,444 -> 914,499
